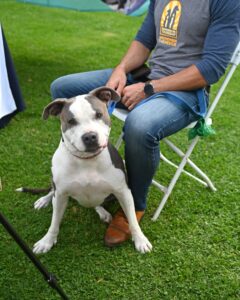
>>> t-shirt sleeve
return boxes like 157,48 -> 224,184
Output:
195,0 -> 240,85
134,0 -> 157,51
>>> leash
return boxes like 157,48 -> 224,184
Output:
135,88 -> 208,118
138,89 -> 215,140
109,88 -> 215,140
108,100 -> 117,115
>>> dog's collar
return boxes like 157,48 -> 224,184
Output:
61,134 -> 106,160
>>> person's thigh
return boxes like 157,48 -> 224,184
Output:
124,93 -> 199,143
50,69 -> 114,99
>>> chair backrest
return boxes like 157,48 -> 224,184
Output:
230,41 -> 240,65
206,41 -> 240,119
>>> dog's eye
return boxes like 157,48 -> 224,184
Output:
96,112 -> 103,119
68,118 -> 77,125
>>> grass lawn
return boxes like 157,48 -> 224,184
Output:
0,1 -> 239,299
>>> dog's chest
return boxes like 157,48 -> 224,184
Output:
69,172 -> 113,207
52,146 -> 125,208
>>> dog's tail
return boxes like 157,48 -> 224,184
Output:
16,187 -> 51,195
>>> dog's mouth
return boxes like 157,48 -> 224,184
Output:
85,144 -> 103,153
79,144 -> 107,159
74,143 -> 108,159
63,136 -> 108,159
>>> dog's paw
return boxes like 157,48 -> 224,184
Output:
100,211 -> 112,223
34,196 -> 51,210
95,206 -> 112,223
33,235 -> 57,254
133,234 -> 152,254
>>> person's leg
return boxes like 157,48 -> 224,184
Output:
50,68 -> 138,100
105,92 -> 200,246
124,93 -> 200,211
50,69 -> 114,99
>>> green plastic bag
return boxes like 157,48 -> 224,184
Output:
188,118 -> 216,140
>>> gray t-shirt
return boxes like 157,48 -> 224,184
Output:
148,0 -> 210,80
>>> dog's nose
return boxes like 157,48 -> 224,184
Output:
82,132 -> 99,149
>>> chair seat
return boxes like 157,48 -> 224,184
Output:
112,108 -> 128,121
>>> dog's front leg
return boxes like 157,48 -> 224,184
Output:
34,190 -> 54,210
33,193 -> 68,254
115,188 -> 152,253
95,206 -> 112,223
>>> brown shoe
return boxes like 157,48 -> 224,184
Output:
104,209 -> 145,247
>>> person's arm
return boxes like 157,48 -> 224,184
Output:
121,65 -> 207,110
151,65 -> 207,92
115,40 -> 151,74
122,0 -> 240,110
107,0 -> 156,95
195,0 -> 240,85
153,0 -> 240,91
106,41 -> 151,95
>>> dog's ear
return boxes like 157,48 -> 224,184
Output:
42,99 -> 67,120
90,87 -> 121,103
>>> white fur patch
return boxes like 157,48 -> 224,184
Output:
62,96 -> 110,153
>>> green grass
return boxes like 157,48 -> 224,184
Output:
0,1 -> 240,299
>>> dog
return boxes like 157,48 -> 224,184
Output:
17,87 -> 152,254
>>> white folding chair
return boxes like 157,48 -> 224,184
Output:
112,41 -> 240,221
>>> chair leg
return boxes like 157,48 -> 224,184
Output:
152,137 -> 200,221
184,159 -> 217,191
160,153 -> 209,187
151,179 -> 167,193
115,132 -> 124,150
163,138 -> 217,191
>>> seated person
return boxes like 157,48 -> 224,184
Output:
50,0 -> 240,247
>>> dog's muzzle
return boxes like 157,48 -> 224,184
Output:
81,131 -> 99,152
62,131 -> 108,159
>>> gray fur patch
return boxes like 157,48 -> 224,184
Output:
107,143 -> 127,182
60,98 -> 78,132
85,95 -> 111,126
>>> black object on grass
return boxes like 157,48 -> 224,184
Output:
0,211 -> 69,300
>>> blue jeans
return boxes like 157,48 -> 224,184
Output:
51,69 -> 200,211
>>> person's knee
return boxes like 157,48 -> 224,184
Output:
124,112 -> 159,149
50,76 -> 67,100
50,69 -> 113,100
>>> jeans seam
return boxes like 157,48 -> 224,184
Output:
156,104 -> 199,140
146,131 -> 160,179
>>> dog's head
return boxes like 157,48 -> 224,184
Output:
43,87 -> 120,157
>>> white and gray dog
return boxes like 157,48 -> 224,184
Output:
18,87 -> 152,254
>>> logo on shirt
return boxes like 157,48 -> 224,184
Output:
160,0 -> 182,47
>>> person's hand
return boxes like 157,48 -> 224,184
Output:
106,66 -> 127,96
122,82 -> 145,110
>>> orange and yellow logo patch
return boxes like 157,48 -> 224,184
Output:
160,0 -> 182,47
